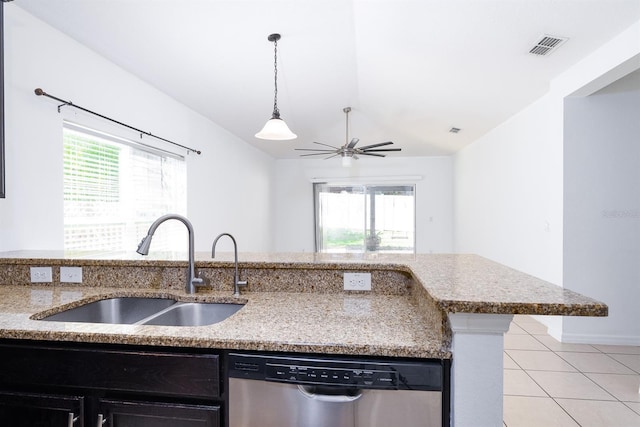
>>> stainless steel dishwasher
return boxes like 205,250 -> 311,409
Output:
228,352 -> 447,427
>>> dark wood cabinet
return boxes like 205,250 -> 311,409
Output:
99,399 -> 219,427
0,341 -> 223,427
0,391 -> 84,426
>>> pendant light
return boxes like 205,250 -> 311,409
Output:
255,33 -> 297,140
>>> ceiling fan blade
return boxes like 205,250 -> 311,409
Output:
357,141 -> 394,150
323,153 -> 340,160
300,152 -> 336,157
313,141 -> 341,149
359,141 -> 393,150
295,148 -> 335,152
359,152 -> 385,157
361,148 -> 402,152
346,138 -> 359,149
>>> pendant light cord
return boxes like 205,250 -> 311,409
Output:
272,36 -> 280,119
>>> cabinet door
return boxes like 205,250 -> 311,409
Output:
0,391 -> 84,427
98,399 -> 219,427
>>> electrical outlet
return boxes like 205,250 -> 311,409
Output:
30,266 -> 53,283
343,272 -> 371,291
60,266 -> 83,283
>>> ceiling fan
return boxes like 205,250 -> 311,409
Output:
295,107 -> 401,166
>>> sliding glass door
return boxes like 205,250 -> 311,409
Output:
314,183 -> 415,254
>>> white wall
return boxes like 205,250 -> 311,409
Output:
454,19 -> 640,343
454,95 -> 560,282
0,6 -> 274,253
272,156 -> 453,253
563,87 -> 640,344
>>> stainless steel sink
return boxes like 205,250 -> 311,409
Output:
143,302 -> 245,327
42,297 -> 176,324
41,297 -> 244,327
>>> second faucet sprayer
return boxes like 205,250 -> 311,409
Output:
212,233 -> 248,297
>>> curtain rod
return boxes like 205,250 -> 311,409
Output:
34,88 -> 201,155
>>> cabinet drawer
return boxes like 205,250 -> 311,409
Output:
0,343 -> 219,399
99,399 -> 220,427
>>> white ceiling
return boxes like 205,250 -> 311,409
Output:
13,0 -> 640,159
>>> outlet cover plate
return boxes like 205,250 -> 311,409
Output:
60,266 -> 83,283
30,266 -> 53,283
343,272 -> 371,291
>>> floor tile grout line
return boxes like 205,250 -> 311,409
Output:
530,332 -> 600,354
624,401 -> 640,417
504,351 -> 522,371
520,368 -> 552,399
553,347 -> 639,378
530,333 -> 556,352
504,349 -> 527,371
535,323 -> 620,403
504,316 -> 640,426
550,396 -> 582,426
606,353 -> 640,375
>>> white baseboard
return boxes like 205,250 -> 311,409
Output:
558,332 -> 640,346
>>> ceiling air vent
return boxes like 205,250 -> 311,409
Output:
529,35 -> 568,56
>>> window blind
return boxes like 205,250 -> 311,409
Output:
63,123 -> 187,254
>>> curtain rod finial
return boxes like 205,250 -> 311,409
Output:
34,88 -> 44,96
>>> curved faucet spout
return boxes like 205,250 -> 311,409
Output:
212,233 -> 247,297
137,214 -> 203,294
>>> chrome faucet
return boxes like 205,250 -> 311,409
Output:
212,233 -> 247,297
136,214 -> 203,294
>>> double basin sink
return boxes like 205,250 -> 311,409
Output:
41,297 -> 244,327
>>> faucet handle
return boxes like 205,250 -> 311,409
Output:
194,272 -> 208,287
233,280 -> 248,298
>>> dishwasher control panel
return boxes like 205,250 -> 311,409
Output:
266,363 -> 397,388
228,352 -> 444,391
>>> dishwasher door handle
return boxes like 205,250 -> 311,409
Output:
297,385 -> 363,403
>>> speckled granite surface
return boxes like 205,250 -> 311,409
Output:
0,251 -> 607,358
0,286 -> 446,358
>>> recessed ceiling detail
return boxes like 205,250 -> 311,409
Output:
529,35 -> 568,56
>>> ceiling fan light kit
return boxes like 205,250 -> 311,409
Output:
341,152 -> 353,167
295,106 -> 401,166
255,33 -> 297,141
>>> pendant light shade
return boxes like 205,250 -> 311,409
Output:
256,117 -> 297,140
255,33 -> 297,140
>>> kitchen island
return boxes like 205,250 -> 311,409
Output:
0,252 -> 607,426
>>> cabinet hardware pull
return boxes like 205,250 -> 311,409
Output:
67,413 -> 79,427
97,414 -> 107,426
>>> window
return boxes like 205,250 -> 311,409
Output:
63,123 -> 187,254
314,183 -> 415,253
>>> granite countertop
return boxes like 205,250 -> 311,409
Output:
0,251 -> 607,358
0,285 -> 444,358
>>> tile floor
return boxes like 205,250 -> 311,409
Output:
503,315 -> 640,427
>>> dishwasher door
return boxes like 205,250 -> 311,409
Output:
229,378 -> 442,427
228,352 -> 444,427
